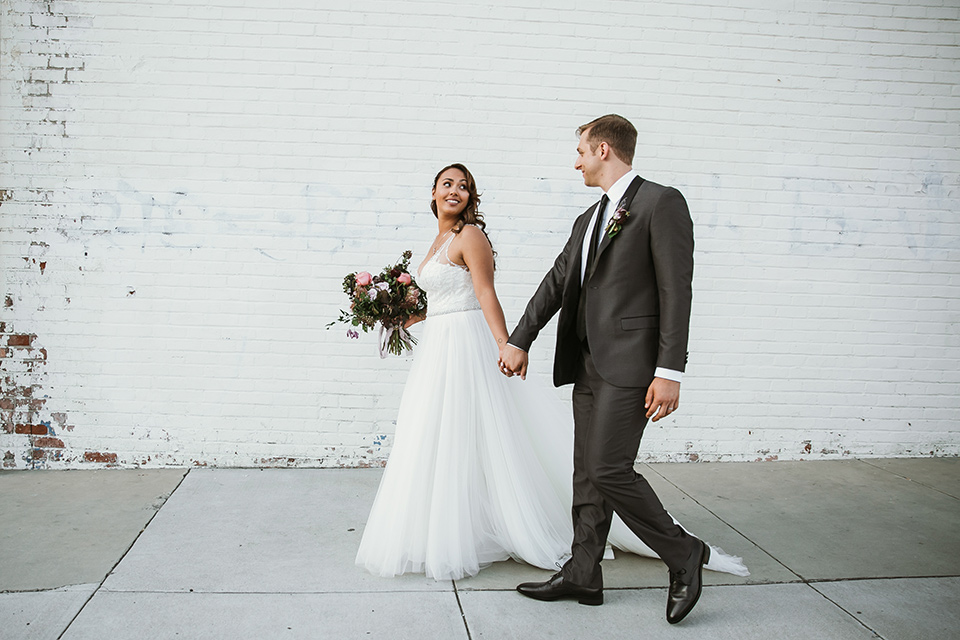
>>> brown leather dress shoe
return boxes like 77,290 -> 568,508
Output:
516,572 -> 603,606
666,540 -> 710,624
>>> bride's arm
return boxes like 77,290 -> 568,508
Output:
456,226 -> 510,348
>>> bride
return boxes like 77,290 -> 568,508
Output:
354,163 -> 747,581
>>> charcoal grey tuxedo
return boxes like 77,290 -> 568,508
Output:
509,174 -> 700,588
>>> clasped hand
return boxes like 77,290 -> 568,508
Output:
498,346 -> 528,380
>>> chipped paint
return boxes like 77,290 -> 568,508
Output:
83,451 -> 118,465
1,323 -> 77,468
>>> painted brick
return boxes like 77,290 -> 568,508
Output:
0,0 -> 957,469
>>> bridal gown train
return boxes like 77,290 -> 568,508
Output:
355,234 -> 748,581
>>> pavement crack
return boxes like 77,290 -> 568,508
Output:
452,580 -> 473,640
858,459 -> 959,501
0,583 -> 98,595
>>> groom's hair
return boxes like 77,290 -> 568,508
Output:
577,114 -> 636,165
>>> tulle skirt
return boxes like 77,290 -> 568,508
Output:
355,309 -> 748,580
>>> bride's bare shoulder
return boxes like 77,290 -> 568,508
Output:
457,224 -> 488,242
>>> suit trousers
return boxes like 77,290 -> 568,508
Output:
562,345 -> 699,589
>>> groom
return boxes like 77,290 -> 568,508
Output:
499,114 -> 707,624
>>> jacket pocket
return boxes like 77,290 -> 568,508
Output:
621,315 -> 658,331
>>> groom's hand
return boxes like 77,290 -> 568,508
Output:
645,378 -> 680,422
498,345 -> 528,380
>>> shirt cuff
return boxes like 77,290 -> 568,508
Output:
654,367 -> 683,383
506,343 -> 527,353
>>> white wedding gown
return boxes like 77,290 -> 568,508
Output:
355,236 -> 748,581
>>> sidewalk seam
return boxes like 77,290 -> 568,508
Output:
643,463 -> 805,582
806,582 -> 885,640
452,580 -> 473,640
55,468 -> 192,640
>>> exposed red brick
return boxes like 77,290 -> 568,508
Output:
0,399 -> 11,411
7,334 -> 33,347
33,436 -> 64,448
15,423 -> 47,435
0,347 -> 8,358
84,451 -> 117,464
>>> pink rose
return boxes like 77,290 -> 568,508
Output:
397,273 -> 412,285
355,271 -> 372,286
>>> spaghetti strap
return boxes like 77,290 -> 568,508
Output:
440,231 -> 456,251
441,232 -> 469,271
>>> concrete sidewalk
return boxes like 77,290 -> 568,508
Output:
1,459 -> 958,639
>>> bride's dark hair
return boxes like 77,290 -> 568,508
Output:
431,163 -> 496,263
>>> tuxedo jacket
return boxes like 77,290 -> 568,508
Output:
509,176 -> 694,388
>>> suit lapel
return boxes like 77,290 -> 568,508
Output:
595,175 -> 644,263
564,211 -> 587,302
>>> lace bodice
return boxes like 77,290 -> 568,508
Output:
417,233 -> 481,317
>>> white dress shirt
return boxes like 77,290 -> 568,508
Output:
579,170 -> 638,283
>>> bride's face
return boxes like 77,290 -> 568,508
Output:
432,168 -> 470,219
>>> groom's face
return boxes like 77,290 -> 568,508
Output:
575,131 -> 603,188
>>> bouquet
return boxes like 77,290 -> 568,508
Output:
329,251 -> 428,357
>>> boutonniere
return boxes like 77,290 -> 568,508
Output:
605,206 -> 630,238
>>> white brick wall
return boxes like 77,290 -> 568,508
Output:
2,0 -> 958,469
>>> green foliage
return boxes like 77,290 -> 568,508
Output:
329,251 -> 428,355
